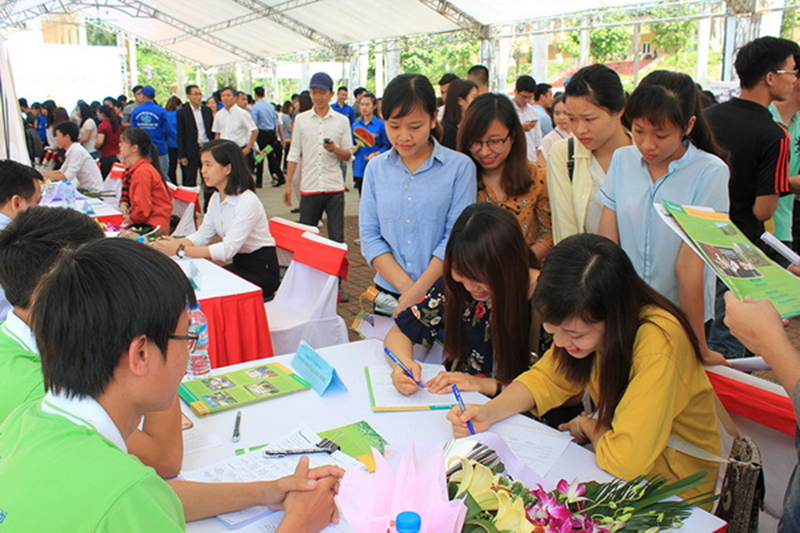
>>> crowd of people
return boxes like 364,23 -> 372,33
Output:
2,33 -> 800,531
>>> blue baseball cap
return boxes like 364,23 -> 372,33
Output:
140,85 -> 155,98
309,72 -> 333,92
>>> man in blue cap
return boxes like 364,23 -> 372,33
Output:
131,85 -> 170,175
283,72 -> 353,300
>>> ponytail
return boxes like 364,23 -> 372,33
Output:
122,128 -> 167,184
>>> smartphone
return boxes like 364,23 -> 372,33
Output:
323,138 -> 332,144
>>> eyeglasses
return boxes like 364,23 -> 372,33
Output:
517,93 -> 534,100
773,69 -> 799,78
469,136 -> 511,154
170,334 -> 199,352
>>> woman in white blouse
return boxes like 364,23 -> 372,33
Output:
155,139 -> 280,299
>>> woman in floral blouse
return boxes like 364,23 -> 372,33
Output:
459,93 -> 553,263
385,203 -> 540,397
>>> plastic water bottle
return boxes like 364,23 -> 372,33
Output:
186,303 -> 211,380
62,181 -> 76,210
394,512 -> 421,533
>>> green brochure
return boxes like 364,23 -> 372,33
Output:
179,362 -> 310,416
662,200 -> 800,319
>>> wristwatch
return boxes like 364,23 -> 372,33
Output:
176,244 -> 187,259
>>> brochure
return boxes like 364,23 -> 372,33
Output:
661,200 -> 800,319
179,362 -> 311,416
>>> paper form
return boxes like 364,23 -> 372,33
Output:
490,415 -> 572,478
365,364 -> 485,412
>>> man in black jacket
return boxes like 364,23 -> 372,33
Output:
177,85 -> 214,187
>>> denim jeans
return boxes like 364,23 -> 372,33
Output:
706,278 -> 748,358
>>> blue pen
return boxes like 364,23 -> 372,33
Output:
452,384 -> 476,435
383,347 -> 425,388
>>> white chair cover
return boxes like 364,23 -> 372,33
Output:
266,233 -> 348,356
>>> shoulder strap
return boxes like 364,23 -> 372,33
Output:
667,391 -> 740,463
567,137 -> 575,182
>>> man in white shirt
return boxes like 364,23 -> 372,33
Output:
282,72 -> 352,299
0,160 -> 43,321
510,75 -> 543,164
40,121 -> 103,191
213,86 -> 258,171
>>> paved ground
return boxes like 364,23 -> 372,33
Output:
250,175 -> 800,370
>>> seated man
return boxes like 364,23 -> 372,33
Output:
40,120 -> 103,192
0,206 -> 185,477
0,238 -> 341,531
0,160 -> 42,320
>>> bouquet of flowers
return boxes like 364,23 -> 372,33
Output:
448,456 -> 717,533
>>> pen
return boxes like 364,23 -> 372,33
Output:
232,411 -> 242,443
452,385 -> 475,435
384,347 -> 425,388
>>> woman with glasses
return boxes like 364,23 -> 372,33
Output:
459,93 -> 553,263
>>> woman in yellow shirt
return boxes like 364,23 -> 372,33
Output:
448,233 -> 720,503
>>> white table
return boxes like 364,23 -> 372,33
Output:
175,258 -> 274,367
183,339 -> 727,533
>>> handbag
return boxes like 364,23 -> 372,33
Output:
668,394 -> 764,533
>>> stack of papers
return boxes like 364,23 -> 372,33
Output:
364,364 -> 485,412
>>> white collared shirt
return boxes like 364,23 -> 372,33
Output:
191,104 -> 209,144
41,391 -> 128,452
186,189 -> 275,262
287,108 -> 353,193
62,142 -> 103,191
1,310 -> 38,354
509,97 -> 543,163
212,105 -> 257,147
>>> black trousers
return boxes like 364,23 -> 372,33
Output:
100,155 -> 118,178
256,129 -> 284,186
224,246 -> 280,300
167,147 -> 179,184
299,192 -> 345,243
180,153 -> 200,187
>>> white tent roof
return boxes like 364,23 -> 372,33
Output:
2,0 -> 654,67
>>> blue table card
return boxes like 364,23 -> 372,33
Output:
291,341 -> 348,396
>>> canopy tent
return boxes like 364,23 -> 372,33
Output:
1,0 -> 667,68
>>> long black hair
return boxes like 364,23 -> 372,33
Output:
533,233 -> 701,428
122,128 -> 165,182
443,203 -> 539,384
382,73 -> 442,141
565,64 -> 626,113
623,70 -> 727,162
199,139 -> 255,196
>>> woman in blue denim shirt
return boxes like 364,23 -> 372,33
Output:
359,74 -> 477,314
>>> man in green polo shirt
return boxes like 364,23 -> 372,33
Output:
0,238 -> 342,532
769,60 -> 800,254
0,207 -> 104,423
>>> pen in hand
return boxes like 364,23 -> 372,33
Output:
384,347 -> 425,388
452,384 -> 475,435
232,410 -> 242,443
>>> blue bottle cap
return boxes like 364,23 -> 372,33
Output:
395,511 -> 421,533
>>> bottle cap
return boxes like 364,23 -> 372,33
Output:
395,511 -> 421,533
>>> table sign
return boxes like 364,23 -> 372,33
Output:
291,341 -> 348,396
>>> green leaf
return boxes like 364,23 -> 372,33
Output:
463,518 -> 502,533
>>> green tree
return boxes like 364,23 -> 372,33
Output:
86,25 -> 117,47
781,2 -> 800,39
648,5 -> 699,60
136,46 -> 178,101
559,25 -> 631,63
399,33 -> 479,82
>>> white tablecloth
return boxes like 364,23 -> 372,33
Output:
183,339 -> 726,533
